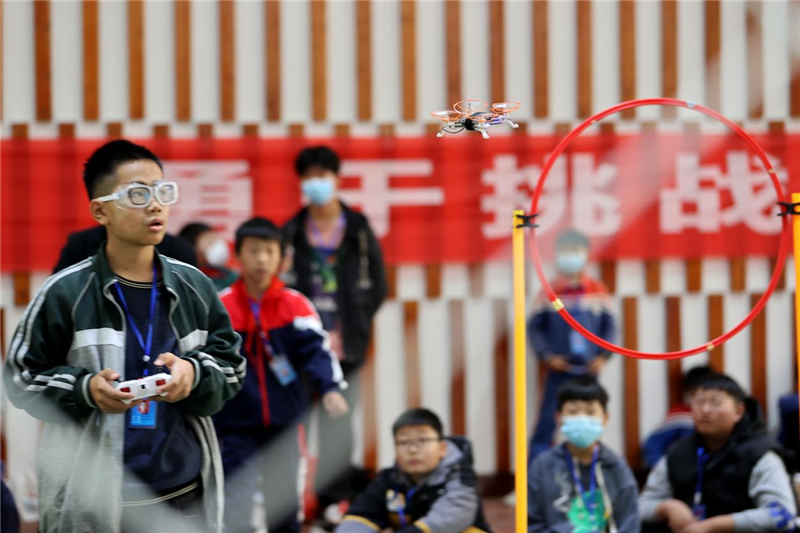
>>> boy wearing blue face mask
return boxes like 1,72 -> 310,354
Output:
283,146 -> 388,524
529,378 -> 640,533
527,230 -> 616,461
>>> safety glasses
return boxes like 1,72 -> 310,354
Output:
96,181 -> 179,209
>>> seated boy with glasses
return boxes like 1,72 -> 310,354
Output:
640,373 -> 796,533
336,408 -> 492,533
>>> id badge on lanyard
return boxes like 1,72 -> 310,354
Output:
693,448 -> 708,520
249,299 -> 298,386
129,399 -> 158,429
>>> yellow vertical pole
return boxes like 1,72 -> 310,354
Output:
512,210 -> 528,531
792,194 -> 800,444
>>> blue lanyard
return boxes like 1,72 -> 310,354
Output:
114,264 -> 158,376
247,298 -> 274,361
694,447 -> 708,507
397,487 -> 417,528
564,444 -> 600,517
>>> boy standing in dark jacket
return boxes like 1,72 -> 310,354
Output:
214,217 -> 349,533
283,146 -> 387,515
337,408 -> 492,533
3,140 -> 245,533
528,377 -> 640,533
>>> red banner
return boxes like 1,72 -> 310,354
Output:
2,132 -> 797,271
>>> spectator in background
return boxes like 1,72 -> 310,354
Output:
528,377 -> 640,533
283,146 -> 387,525
53,225 -> 197,273
778,392 -> 799,471
640,373 -> 796,533
337,408 -> 491,533
214,217 -> 349,533
527,230 -> 616,461
178,222 -> 238,290
642,366 -> 713,471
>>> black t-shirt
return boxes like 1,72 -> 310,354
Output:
114,277 -> 202,496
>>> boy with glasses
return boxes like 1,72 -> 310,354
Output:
336,408 -> 491,533
640,373 -> 796,533
3,140 -> 245,532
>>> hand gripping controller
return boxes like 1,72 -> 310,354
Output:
115,373 -> 172,404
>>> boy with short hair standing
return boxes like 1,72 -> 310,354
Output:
3,140 -> 245,532
214,217 -> 349,533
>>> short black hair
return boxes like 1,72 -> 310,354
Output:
295,145 -> 341,176
697,373 -> 747,403
556,229 -> 590,250
683,366 -> 713,394
392,408 -> 444,439
179,222 -> 213,247
235,217 -> 283,254
83,140 -> 163,201
557,377 -> 609,412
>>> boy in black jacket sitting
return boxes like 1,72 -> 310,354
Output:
336,408 -> 492,533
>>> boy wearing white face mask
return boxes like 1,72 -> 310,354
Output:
178,222 -> 238,290
529,378 -> 640,533
283,146 -> 388,524
527,230 -> 616,461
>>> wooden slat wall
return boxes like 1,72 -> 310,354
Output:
576,0 -> 592,119
750,293 -> 767,417
82,0 -> 99,121
403,301 -> 422,408
791,0 -> 800,117
666,296 -> 683,407
493,299 -> 510,473
445,0 -> 461,105
661,0 -> 677,119
356,0 -> 372,122
265,0 -> 281,121
450,300 -> 466,436
488,0 -> 504,105
219,0 -> 235,122
34,0 -> 51,121
619,0 -> 635,119
745,1 -> 763,119
622,297 -> 640,467
310,0 -> 326,122
704,0 -> 721,111
400,0 -> 416,121
128,0 -> 144,119
174,0 -> 191,121
708,294 -> 725,371
532,0 -> 548,118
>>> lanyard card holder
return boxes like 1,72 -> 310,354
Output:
269,353 -> 298,386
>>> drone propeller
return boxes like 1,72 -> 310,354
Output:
454,99 -> 488,114
469,111 -> 498,122
431,110 -> 462,122
491,102 -> 521,113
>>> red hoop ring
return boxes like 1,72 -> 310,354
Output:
529,98 -> 790,360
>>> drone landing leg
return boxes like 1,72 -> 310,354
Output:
507,118 -> 520,129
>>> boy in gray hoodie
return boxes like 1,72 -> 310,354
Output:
528,377 -> 640,533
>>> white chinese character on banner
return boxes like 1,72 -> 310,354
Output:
163,160 -> 252,240
339,160 -> 444,238
571,154 -> 621,236
480,154 -> 618,238
659,151 -> 787,235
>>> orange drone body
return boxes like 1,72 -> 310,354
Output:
431,99 -> 521,139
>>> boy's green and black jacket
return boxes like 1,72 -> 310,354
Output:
3,246 -> 245,533
338,436 -> 492,533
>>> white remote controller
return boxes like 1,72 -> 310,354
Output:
116,373 -> 172,404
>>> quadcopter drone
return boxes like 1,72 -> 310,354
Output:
431,99 -> 521,139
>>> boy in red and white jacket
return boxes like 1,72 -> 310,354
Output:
213,217 -> 348,533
